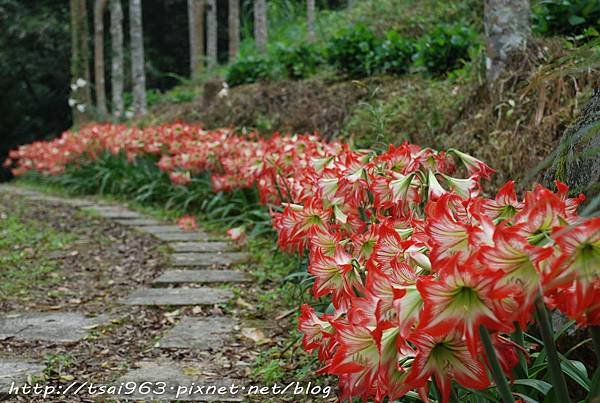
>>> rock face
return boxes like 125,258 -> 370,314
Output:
544,89 -> 600,199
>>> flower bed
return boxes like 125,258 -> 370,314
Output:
5,123 -> 599,402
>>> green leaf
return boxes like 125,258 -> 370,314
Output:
560,359 -> 590,391
513,379 -> 553,395
568,15 -> 586,26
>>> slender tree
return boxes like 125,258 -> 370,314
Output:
307,0 -> 315,42
110,0 -> 124,119
80,0 -> 92,108
254,0 -> 268,54
188,0 -> 205,79
129,0 -> 147,116
207,0 -> 217,67
348,0 -> 355,8
70,0 -> 93,125
228,0 -> 240,60
484,0 -> 531,83
94,0 -> 108,119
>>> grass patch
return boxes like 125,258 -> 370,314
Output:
241,237 -> 331,387
0,205 -> 73,302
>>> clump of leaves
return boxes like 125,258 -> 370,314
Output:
326,23 -> 380,78
533,0 -> 600,37
412,24 -> 479,76
226,55 -> 277,87
274,43 -> 325,80
374,31 -> 416,76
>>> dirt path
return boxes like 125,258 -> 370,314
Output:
0,185 -> 282,402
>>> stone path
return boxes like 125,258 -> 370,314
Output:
115,361 -> 243,401
0,184 -> 253,400
0,360 -> 45,393
119,288 -> 234,306
0,312 -> 109,343
154,270 -> 250,285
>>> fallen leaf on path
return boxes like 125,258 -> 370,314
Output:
236,297 -> 254,310
241,327 -> 271,345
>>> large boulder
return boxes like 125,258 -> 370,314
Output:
544,89 -> 600,200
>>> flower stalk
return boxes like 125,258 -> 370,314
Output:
511,322 -> 528,378
478,325 -> 515,403
534,294 -> 570,403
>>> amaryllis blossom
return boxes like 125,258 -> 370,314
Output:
7,123 -> 598,402
416,265 -> 514,355
480,180 -> 524,221
176,215 -> 198,231
226,226 -> 247,244
478,223 -> 554,318
407,331 -> 491,403
447,148 -> 495,179
546,217 -> 600,325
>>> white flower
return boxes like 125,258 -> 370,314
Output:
76,104 -> 86,112
217,82 -> 230,98
217,88 -> 229,98
70,84 -> 78,91
76,78 -> 87,87
68,98 -> 76,107
125,110 -> 134,119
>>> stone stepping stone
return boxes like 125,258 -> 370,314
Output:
114,217 -> 163,226
157,317 -> 236,350
170,241 -> 237,253
0,186 -> 38,196
85,206 -> 143,219
0,312 -> 109,343
0,359 -> 45,393
153,270 -> 250,285
6,192 -> 94,208
171,252 -> 249,267
134,225 -> 217,240
119,288 -> 233,306
25,195 -> 68,204
117,361 -> 243,401
57,198 -> 96,207
149,231 -> 217,242
135,225 -> 190,233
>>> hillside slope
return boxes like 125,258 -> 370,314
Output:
143,37 -> 600,194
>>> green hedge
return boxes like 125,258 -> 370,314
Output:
226,23 -> 478,86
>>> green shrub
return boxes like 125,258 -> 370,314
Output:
413,24 -> 478,75
275,43 -> 324,80
326,24 -> 381,78
374,31 -> 416,75
533,0 -> 600,36
226,55 -> 276,87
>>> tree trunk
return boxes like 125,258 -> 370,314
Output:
207,0 -> 217,67
129,0 -> 147,116
70,0 -> 93,126
228,0 -> 240,60
254,0 -> 268,54
81,0 -> 92,109
544,90 -> 600,199
347,0 -> 354,8
110,0 -> 124,119
94,0 -> 108,119
484,0 -> 531,83
188,0 -> 205,79
307,0 -> 315,42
